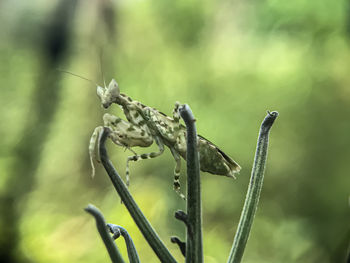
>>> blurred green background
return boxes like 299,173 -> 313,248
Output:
0,0 -> 349,262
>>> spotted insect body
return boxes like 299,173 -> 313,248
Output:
90,79 -> 241,198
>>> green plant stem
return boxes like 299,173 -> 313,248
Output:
179,104 -> 203,263
84,204 -> 125,263
107,224 -> 140,263
227,111 -> 278,263
99,128 -> 177,263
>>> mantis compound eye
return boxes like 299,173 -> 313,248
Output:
96,86 -> 111,108
107,79 -> 120,98
97,86 -> 104,99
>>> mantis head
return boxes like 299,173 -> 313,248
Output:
57,70 -> 120,109
97,79 -> 120,109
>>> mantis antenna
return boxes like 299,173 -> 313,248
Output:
99,49 -> 107,89
57,69 -> 99,87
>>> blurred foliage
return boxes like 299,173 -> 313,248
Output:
0,0 -> 349,262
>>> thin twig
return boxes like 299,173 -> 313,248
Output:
227,111 -> 278,263
107,224 -> 140,263
85,204 -> 125,263
179,104 -> 203,263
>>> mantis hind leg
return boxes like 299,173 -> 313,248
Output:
125,136 -> 164,186
170,147 -> 185,200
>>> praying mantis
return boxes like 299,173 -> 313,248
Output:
89,79 -> 241,199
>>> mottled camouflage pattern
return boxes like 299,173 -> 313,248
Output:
90,79 -> 241,198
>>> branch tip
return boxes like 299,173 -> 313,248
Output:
227,110 -> 278,263
174,210 -> 189,226
170,236 -> 186,257
84,204 -> 125,263
107,223 -> 122,240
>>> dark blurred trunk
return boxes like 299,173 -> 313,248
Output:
0,1 -> 76,262
294,81 -> 350,262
